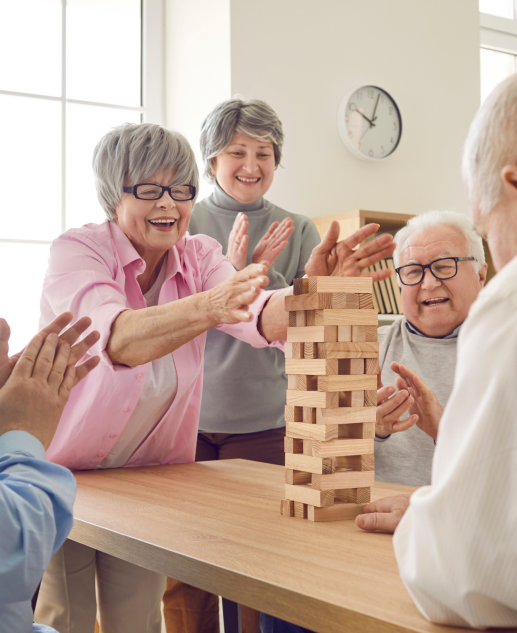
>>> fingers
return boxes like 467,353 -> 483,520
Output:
0,318 -> 10,352
233,262 -> 271,282
355,510 -> 399,533
377,384 -> 395,404
47,341 -> 71,391
31,333 -> 60,382
356,240 -> 396,271
55,316 -> 93,349
72,355 -> 100,387
12,333 -> 46,379
37,312 -> 74,340
341,223 -> 381,251
313,221 -> 341,255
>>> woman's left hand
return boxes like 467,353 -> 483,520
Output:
226,212 -> 250,270
305,221 -> 396,282
252,218 -> 294,266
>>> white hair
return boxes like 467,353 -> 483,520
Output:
393,210 -> 485,271
462,72 -> 517,215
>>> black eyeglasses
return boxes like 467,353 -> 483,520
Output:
396,257 -> 476,286
123,183 -> 196,201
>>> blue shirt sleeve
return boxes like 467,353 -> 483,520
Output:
0,431 -> 76,604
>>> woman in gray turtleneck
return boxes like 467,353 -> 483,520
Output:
162,100 -> 320,633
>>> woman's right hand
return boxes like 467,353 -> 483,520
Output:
226,212 -> 250,270
204,262 -> 270,326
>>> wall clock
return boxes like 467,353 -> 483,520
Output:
337,85 -> 402,161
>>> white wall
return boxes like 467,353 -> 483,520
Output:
166,0 -> 481,218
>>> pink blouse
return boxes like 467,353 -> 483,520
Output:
40,221 -> 281,470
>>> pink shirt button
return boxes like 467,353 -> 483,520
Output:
123,407 -> 131,413
109,434 -> 117,438
138,260 -> 143,267
135,373 -> 142,380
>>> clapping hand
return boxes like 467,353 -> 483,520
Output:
391,362 -> 443,440
226,213 -> 294,271
376,372 -> 418,438
304,221 -> 395,281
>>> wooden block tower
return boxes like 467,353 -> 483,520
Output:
280,276 -> 378,522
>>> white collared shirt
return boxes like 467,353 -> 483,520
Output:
393,254 -> 517,628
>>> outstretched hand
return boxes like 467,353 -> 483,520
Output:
304,221 -> 395,281
0,317 -> 101,449
391,362 -> 443,440
226,213 -> 294,271
355,494 -> 410,533
376,372 -> 418,438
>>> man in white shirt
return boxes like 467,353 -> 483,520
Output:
356,73 -> 517,628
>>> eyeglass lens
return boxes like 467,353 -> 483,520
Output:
400,258 -> 457,284
135,184 -> 193,201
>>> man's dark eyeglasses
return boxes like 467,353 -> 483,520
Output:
123,183 -> 196,201
395,257 -> 476,286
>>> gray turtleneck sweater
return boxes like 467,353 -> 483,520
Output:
189,184 -> 320,434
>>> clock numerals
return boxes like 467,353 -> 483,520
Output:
389,106 -> 394,115
367,88 -> 374,99
349,102 -> 357,112
380,145 -> 385,155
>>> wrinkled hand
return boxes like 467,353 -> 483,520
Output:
355,494 -> 410,533
0,312 -> 100,389
391,362 -> 443,440
376,372 -> 418,438
304,222 -> 395,281
0,324 -> 100,449
252,218 -> 294,266
204,261 -> 270,326
226,213 -> 250,271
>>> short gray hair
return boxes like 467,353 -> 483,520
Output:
92,122 -> 199,220
462,72 -> 517,215
393,210 -> 485,271
200,98 -> 284,181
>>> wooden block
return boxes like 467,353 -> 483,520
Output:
364,390 -> 377,406
308,501 -> 366,522
308,277 -> 373,294
286,390 -> 339,408
280,499 -> 294,517
359,294 -> 375,310
312,470 -> 375,491
294,502 -> 308,519
311,438 -> 374,458
306,311 -> 316,326
352,325 -> 378,342
338,358 -> 365,375
284,437 -> 303,454
287,326 -> 338,343
285,359 -> 339,376
289,312 -> 297,327
339,391 -> 365,407
293,278 -> 309,295
296,311 -> 306,327
285,469 -> 312,485
335,488 -> 371,504
299,375 -> 319,391
303,342 -> 318,359
303,407 -> 316,424
286,422 -> 339,441
285,405 -> 303,423
337,422 -> 375,439
314,309 -> 378,327
317,342 -> 379,359
285,483 -> 335,507
335,455 -> 375,471
316,407 -> 376,425
317,374 -> 377,392
285,453 -> 335,474
303,439 -> 313,456
287,375 -> 298,390
285,293 -> 333,311
365,358 -> 380,375
284,342 -> 304,359
337,325 -> 352,342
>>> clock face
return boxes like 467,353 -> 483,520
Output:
338,86 -> 402,160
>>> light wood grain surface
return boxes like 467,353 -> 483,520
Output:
69,459 -> 506,633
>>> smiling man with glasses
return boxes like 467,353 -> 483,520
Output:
373,210 -> 487,488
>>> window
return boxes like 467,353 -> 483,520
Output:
0,0 -> 164,352
480,1 -> 517,101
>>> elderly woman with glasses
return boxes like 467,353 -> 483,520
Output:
34,122 -> 394,633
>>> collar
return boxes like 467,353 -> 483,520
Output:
405,319 -> 461,339
109,220 -> 186,281
211,181 -> 265,213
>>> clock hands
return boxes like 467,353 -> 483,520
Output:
371,93 -> 380,123
357,110 -> 375,127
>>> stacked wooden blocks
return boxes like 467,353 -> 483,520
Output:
280,276 -> 378,522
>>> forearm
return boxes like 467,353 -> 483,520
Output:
258,286 -> 291,342
108,292 -> 214,367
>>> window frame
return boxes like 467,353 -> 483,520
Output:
0,0 -> 165,247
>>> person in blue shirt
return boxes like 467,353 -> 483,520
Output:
0,312 -> 100,633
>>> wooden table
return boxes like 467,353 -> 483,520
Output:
69,459 -> 490,633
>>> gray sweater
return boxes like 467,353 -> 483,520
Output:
375,318 -> 458,486
189,184 -> 321,434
